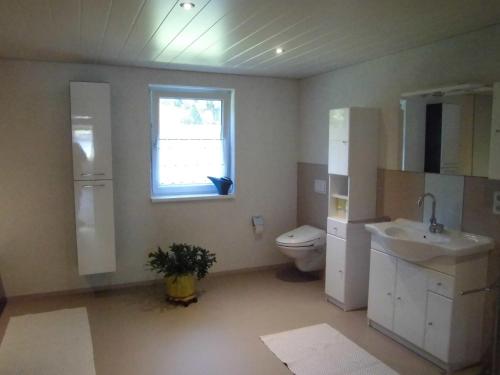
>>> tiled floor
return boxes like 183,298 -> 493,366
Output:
0,267 -> 483,375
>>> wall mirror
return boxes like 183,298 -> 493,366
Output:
400,83 -> 493,177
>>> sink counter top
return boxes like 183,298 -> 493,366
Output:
365,219 -> 494,262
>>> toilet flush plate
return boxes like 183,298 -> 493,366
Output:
314,179 -> 327,194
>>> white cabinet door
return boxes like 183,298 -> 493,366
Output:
71,82 -> 113,180
74,180 -> 116,275
328,108 -> 349,175
489,82 -> 500,180
393,260 -> 428,347
328,141 -> 349,175
367,250 -> 397,330
329,108 -> 349,141
424,292 -> 453,362
325,234 -> 346,303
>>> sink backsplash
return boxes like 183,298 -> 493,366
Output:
297,163 -> 500,244
375,169 -> 500,244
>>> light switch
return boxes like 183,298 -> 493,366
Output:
493,192 -> 500,215
314,179 -> 327,194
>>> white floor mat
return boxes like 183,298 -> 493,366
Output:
261,323 -> 398,375
0,307 -> 96,375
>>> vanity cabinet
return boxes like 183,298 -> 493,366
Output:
393,260 -> 428,347
368,251 -> 428,347
424,292 -> 453,362
367,250 -> 396,329
367,248 -> 488,371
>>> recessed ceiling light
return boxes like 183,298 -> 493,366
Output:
180,2 -> 195,10
276,47 -> 284,55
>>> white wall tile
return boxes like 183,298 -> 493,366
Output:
423,174 -> 464,230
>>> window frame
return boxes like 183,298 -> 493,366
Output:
149,84 -> 234,200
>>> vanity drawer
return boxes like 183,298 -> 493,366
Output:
427,270 -> 455,298
327,218 -> 347,239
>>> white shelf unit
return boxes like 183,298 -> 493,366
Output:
325,107 -> 380,311
328,174 -> 349,221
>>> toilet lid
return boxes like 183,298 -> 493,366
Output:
276,225 -> 325,246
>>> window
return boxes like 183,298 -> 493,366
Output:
150,85 -> 234,200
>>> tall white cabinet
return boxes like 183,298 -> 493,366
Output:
71,82 -> 116,275
325,107 -> 379,311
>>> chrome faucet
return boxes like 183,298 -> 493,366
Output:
417,193 -> 444,233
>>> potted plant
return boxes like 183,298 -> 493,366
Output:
147,243 -> 217,305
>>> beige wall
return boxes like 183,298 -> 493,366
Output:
0,60 -> 299,297
299,24 -> 500,168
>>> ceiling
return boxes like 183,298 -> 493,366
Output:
1,0 -> 500,79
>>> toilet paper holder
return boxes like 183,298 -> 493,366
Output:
252,215 -> 264,233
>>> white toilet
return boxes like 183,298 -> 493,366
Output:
275,225 -> 326,272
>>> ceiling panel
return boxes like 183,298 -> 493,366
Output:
80,0 -> 113,57
169,0 -> 268,64
98,0 -> 146,59
117,0 -> 177,60
136,0 -> 211,61
155,0 -> 247,63
0,0 -> 499,78
183,0 -> 294,66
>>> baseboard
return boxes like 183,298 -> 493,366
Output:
8,262 -> 292,301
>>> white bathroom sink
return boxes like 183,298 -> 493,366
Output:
365,219 -> 494,262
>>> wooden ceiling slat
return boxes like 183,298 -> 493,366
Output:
0,0 -> 499,77
98,0 -> 146,59
136,0 -> 211,62
118,0 -> 178,60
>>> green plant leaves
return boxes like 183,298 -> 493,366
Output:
146,243 -> 217,280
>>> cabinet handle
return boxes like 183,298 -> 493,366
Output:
396,296 -> 402,300
81,173 -> 105,176
428,322 -> 433,326
386,292 -> 392,296
338,270 -> 343,273
341,141 -> 347,144
82,184 -> 106,188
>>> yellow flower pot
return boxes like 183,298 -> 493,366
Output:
165,274 -> 196,299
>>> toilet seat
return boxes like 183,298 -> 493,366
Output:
275,225 -> 326,272
276,225 -> 326,248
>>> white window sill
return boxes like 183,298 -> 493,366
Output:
151,193 -> 235,203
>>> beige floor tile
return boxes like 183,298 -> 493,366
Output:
0,268 -> 484,375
